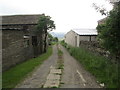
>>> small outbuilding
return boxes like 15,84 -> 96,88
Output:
64,29 -> 98,47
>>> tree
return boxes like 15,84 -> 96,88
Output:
92,3 -> 108,16
54,37 -> 58,42
48,33 -> 54,45
96,2 -> 120,61
36,14 -> 55,53
48,33 -> 54,41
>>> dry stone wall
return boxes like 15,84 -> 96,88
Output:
79,41 -> 115,60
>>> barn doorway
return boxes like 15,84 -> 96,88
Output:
32,36 -> 38,57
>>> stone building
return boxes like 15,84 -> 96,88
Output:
1,14 -> 45,71
98,17 -> 107,25
64,29 -> 98,47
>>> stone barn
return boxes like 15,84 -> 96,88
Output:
64,29 -> 98,47
1,14 -> 45,71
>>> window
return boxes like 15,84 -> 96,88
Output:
23,35 -> 30,47
24,39 -> 29,47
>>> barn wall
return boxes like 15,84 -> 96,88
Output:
65,30 -> 77,47
2,30 -> 34,71
79,36 -> 90,41
79,35 -> 97,42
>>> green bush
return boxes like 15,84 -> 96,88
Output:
60,40 -> 67,48
96,3 -> 120,59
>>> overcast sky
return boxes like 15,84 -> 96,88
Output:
0,0 -> 113,33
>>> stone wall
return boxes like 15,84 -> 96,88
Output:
80,41 -> 120,64
79,41 -> 112,59
2,30 -> 34,71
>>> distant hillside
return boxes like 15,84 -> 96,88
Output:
49,32 -> 66,38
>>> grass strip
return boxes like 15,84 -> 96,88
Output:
2,46 -> 52,88
62,43 -> 119,88
57,46 -> 64,69
58,49 -> 63,57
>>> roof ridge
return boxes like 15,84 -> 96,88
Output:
1,14 -> 42,17
2,14 -> 42,24
71,29 -> 98,35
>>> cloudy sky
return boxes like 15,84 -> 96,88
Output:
0,0 -> 113,33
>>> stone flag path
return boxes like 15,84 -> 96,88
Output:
43,66 -> 62,88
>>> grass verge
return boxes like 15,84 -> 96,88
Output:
62,43 -> 119,88
57,46 -> 64,69
2,46 -> 52,88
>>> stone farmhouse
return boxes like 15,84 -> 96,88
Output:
64,29 -> 98,47
2,14 -> 46,71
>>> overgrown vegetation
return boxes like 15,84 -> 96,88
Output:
58,49 -> 63,58
53,37 -> 58,42
60,40 -> 67,48
92,2 -> 120,87
36,14 -> 55,53
2,47 -> 52,89
61,42 -> 119,88
96,2 -> 120,61
48,33 -> 58,46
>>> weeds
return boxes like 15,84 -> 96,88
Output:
58,49 -> 63,58
57,47 -> 64,70
62,43 -> 119,88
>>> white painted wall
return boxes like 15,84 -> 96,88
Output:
65,30 -> 77,47
77,35 -> 79,47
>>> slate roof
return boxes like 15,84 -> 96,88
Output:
2,14 -> 42,25
72,29 -> 98,35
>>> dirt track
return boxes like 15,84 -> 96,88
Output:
16,44 -> 100,88
60,44 -> 100,88
16,45 -> 58,88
